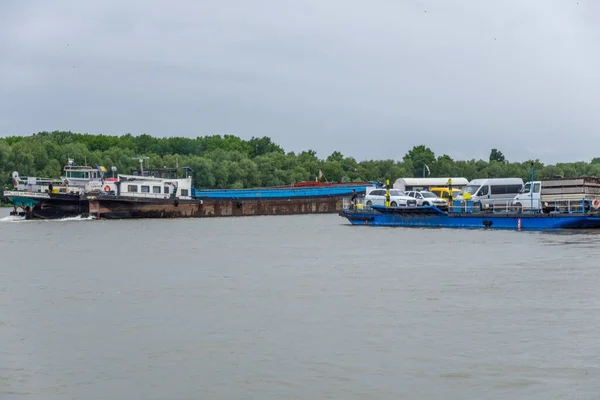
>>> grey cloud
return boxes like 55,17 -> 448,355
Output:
1,0 -> 599,164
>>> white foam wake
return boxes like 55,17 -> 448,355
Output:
0,214 -> 96,223
0,215 -> 26,223
53,215 -> 96,222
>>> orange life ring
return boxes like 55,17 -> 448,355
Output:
593,199 -> 600,210
103,185 -> 111,193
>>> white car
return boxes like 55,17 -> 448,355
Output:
406,190 -> 448,208
365,189 -> 417,207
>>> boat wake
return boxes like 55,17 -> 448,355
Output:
0,215 -> 26,223
53,215 -> 96,222
0,215 -> 95,223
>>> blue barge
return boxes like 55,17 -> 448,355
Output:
192,182 -> 375,199
339,203 -> 600,231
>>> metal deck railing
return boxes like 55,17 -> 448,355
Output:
342,196 -> 600,214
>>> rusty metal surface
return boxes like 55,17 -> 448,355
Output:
88,195 -> 347,219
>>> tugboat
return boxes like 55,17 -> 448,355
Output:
3,159 -> 105,219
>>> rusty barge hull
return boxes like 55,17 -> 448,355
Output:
88,195 -> 346,219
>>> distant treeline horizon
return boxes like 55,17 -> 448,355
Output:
1,131 -> 600,191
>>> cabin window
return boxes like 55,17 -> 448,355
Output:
68,171 -> 86,179
127,185 -> 138,192
478,186 -> 489,196
181,189 -> 189,197
164,186 -> 170,194
141,185 -> 150,193
152,186 -> 161,193
533,183 -> 541,193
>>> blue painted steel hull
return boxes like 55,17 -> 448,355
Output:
193,184 -> 370,199
340,206 -> 600,231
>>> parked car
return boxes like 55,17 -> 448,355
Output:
430,187 -> 462,201
405,190 -> 448,208
365,189 -> 417,207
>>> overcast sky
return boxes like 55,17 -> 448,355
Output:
1,0 -> 598,164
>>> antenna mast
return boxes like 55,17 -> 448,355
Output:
132,157 -> 150,175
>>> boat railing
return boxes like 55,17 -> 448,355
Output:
342,197 -> 373,211
445,196 -> 541,213
451,197 -> 594,214
15,184 -> 73,194
545,197 -> 595,214
341,197 -> 419,211
342,196 -> 599,214
14,178 -> 67,193
103,192 -> 169,199
104,192 -> 192,200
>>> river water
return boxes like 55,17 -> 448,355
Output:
1,210 -> 600,399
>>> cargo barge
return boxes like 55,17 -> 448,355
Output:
88,194 -> 345,219
86,172 -> 365,219
3,162 -> 374,220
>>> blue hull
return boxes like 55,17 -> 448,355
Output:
340,206 -> 600,231
193,184 -> 370,199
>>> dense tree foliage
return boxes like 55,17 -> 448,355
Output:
1,132 -> 599,198
489,148 -> 505,163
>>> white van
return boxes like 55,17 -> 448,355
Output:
511,181 -> 541,211
457,178 -> 524,209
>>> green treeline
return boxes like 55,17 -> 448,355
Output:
1,131 -> 600,192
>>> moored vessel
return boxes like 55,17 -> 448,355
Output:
340,197 -> 600,231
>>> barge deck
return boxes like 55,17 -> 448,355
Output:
340,200 -> 600,231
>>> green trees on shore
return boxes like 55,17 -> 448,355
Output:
1,131 -> 600,192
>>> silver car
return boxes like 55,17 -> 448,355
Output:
365,189 -> 418,207
406,190 -> 448,208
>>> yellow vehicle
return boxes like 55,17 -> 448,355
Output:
430,187 -> 462,201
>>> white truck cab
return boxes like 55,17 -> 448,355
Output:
512,181 -> 541,211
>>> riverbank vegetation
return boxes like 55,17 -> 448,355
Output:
1,131 -> 599,191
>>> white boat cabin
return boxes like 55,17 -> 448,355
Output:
11,161 -> 104,194
95,175 -> 193,199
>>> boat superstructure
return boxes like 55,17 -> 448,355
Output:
61,159 -> 104,190
4,160 -> 106,219
96,173 -> 193,199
